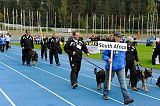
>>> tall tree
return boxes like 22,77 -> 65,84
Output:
147,0 -> 157,14
58,0 -> 68,28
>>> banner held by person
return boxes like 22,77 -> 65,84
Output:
98,41 -> 127,90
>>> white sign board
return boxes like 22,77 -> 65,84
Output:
87,46 -> 100,54
0,31 -> 7,34
98,41 -> 127,51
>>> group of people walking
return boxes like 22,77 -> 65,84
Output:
20,31 -> 61,66
0,33 -> 11,52
20,30 -> 143,105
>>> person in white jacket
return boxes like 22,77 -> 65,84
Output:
4,33 -> 11,50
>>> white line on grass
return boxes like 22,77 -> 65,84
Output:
0,62 -> 75,106
0,88 -> 16,106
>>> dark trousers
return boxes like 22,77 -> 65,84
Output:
69,58 -> 81,85
22,49 -> 32,65
152,51 -> 160,65
49,50 -> 59,64
41,48 -> 47,59
125,64 -> 138,88
6,41 -> 10,50
0,44 -> 5,52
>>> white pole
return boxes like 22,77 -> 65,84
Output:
152,14 -> 154,36
23,10 -> 25,31
54,12 -> 56,28
156,14 -> 158,35
32,11 -> 34,32
147,13 -> 149,35
4,7 -> 6,30
115,15 -> 117,32
100,14 -> 102,34
78,13 -> 81,31
124,16 -> 126,34
108,50 -> 113,90
102,14 -> 105,33
39,12 -> 41,31
37,10 -> 39,27
46,12 -> 48,33
141,15 -> 144,39
150,15 -> 152,36
70,13 -> 72,28
86,14 -> 88,33
29,10 -> 31,31
138,14 -> 140,33
111,14 -> 113,32
120,17 -> 122,32
132,15 -> 134,35
95,14 -> 96,33
129,15 -> 131,34
7,8 -> 9,31
21,9 -> 23,31
12,8 -> 15,30
108,15 -> 109,34
16,9 -> 18,31
93,13 -> 94,33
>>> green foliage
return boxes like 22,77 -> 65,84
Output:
0,0 -> 159,30
0,11 -> 3,22
147,0 -> 157,14
58,0 -> 68,28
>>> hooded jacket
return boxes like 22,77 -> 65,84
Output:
102,50 -> 126,71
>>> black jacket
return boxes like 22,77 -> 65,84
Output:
126,45 -> 139,65
20,34 -> 34,49
64,39 -> 89,61
48,37 -> 60,51
155,42 -> 160,53
41,38 -> 48,49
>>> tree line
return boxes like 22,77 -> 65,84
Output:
0,0 -> 159,31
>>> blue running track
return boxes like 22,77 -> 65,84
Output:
0,45 -> 160,106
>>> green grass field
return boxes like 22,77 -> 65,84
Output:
11,43 -> 160,70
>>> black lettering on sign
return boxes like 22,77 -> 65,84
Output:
114,44 -> 126,50
86,41 -> 98,46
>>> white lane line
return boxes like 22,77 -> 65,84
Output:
11,46 -> 160,78
8,49 -> 159,88
0,88 -> 16,106
0,52 -> 124,105
3,51 -> 160,101
2,52 -> 160,102
0,62 -> 75,106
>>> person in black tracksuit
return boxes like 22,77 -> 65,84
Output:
48,33 -> 60,66
41,36 -> 48,60
125,37 -> 140,91
20,31 -> 34,66
64,31 -> 90,89
156,76 -> 160,87
152,41 -> 160,65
